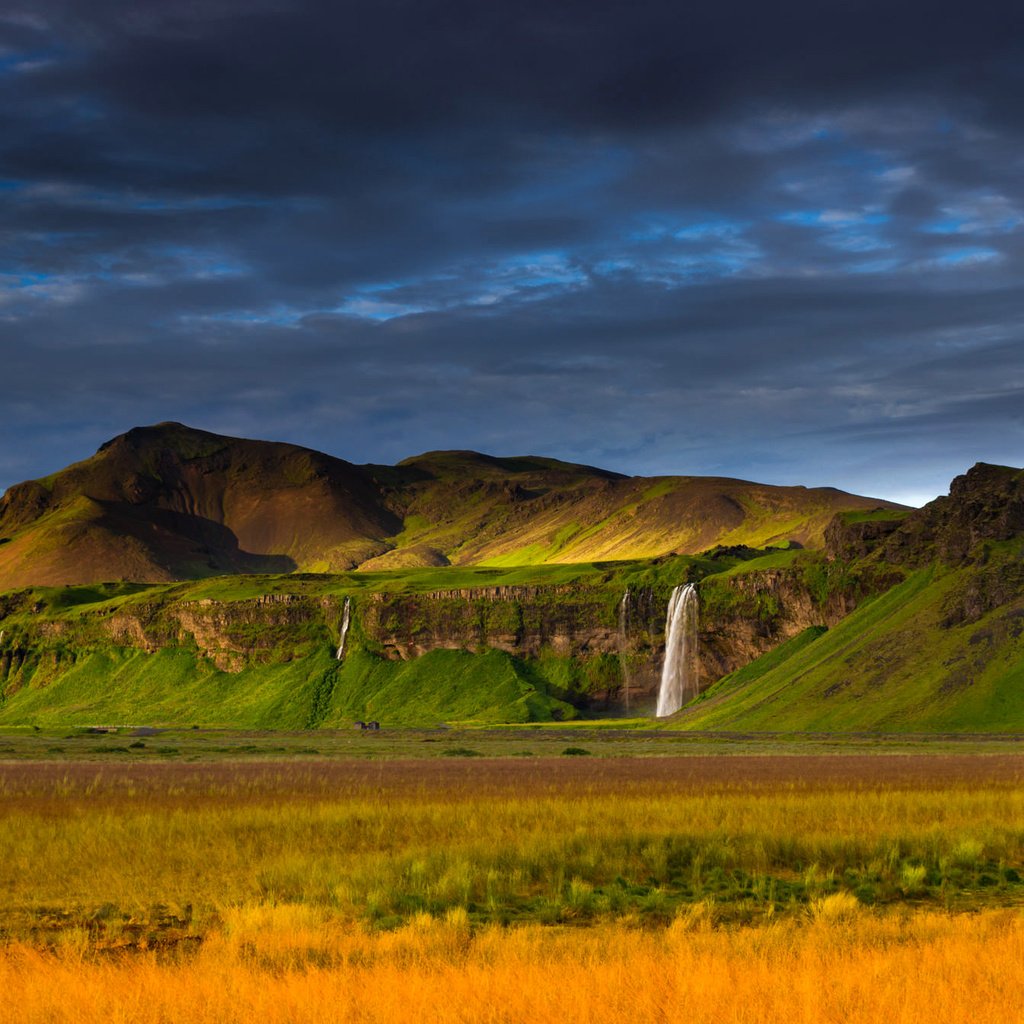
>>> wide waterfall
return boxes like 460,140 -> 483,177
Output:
618,587 -> 631,712
656,584 -> 698,717
335,597 -> 352,661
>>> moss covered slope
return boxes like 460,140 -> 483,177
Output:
674,464 -> 1024,732
0,554 -> 743,727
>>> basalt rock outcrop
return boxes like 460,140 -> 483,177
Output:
824,513 -> 906,561
876,463 -> 1024,567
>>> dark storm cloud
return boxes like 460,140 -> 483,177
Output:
1,0 -> 1023,506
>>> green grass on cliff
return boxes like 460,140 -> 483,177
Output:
0,644 -> 577,729
836,508 -> 914,525
3,551 -> 739,626
0,554 -> 753,729
675,548 -> 1024,732
714,547 -> 805,577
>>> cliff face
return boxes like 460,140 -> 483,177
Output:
824,514 -> 906,561
0,591 -> 345,684
114,594 -> 346,672
361,586 -> 617,659
2,567 -> 876,717
694,567 -> 861,688
821,464 -> 1024,569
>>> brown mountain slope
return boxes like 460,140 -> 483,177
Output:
367,451 -> 903,568
0,423 -> 400,587
0,423 -> 905,588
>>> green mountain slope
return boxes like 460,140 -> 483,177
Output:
382,451 -> 882,567
0,645 -> 576,729
675,463 -> 1024,732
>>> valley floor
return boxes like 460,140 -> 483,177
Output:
4,723 -> 1024,761
1,743 -> 1023,1021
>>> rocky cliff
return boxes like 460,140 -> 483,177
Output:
0,553 -> 881,717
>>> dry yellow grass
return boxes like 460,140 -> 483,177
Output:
2,756 -> 1023,1021
2,907 -> 1023,1023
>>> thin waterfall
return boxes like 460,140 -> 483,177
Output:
618,587 -> 631,713
335,597 -> 352,661
656,584 -> 699,717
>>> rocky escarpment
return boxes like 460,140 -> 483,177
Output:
0,555 -> 893,715
822,464 -> 1024,571
0,555 -> 935,725
361,586 -> 619,660
930,463 -> 1024,562
694,563 -> 875,689
876,463 -> 1024,566
824,513 -> 907,561
0,593 -> 347,682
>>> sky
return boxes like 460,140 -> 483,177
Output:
1,0 -> 1022,506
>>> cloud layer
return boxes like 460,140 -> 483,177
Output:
2,0 -> 1023,504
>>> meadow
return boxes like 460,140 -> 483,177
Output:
1,747 -> 1023,1021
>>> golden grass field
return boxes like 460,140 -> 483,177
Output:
1,753 -> 1023,1022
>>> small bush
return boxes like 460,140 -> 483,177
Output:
947,839 -> 985,869
670,898 -> 717,934
566,877 -> 594,912
900,863 -> 928,895
562,747 -> 591,757
810,891 -> 862,923
442,747 -> 482,758
852,884 -> 877,905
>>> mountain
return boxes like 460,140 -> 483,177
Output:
0,422 -> 902,590
0,423 -> 401,589
0,461 -> 1019,731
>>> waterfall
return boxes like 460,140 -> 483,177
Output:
335,597 -> 351,661
618,587 -> 631,713
656,584 -> 699,717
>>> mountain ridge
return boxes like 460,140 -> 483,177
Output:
0,422 -> 905,590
